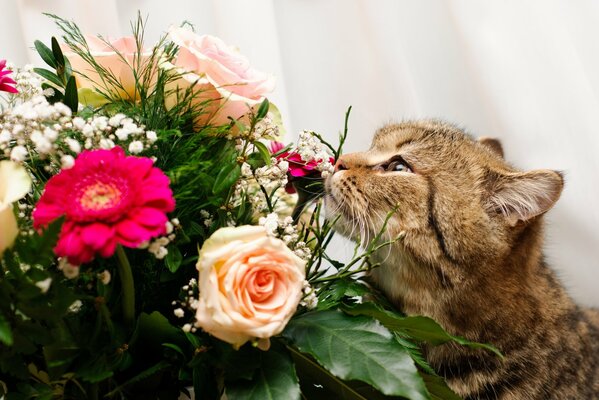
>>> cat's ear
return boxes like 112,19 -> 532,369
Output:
486,170 -> 564,226
478,137 -> 504,158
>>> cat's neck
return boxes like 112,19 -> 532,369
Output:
369,220 -> 576,343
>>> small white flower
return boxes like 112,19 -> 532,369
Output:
60,155 -> 75,169
0,129 -> 12,143
174,308 -> 185,318
10,146 -> 28,162
68,300 -> 83,313
43,127 -> 58,141
182,323 -> 192,333
146,130 -> 157,143
109,114 -> 127,127
199,210 -> 210,219
35,277 -> 52,294
65,138 -> 82,154
67,117 -> 81,129
115,128 -> 130,141
128,141 -> 143,154
241,162 -> 252,177
259,212 -> 279,235
92,116 -> 108,131
154,246 -> 168,259
81,124 -> 94,137
97,270 -> 111,285
171,218 -> 180,226
165,221 -> 174,234
99,138 -> 115,149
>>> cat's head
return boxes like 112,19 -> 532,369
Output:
325,120 -> 563,301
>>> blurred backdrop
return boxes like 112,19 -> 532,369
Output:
3,0 -> 598,306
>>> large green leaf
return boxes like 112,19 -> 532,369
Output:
342,303 -> 502,357
282,310 -> 430,400
226,343 -> 300,400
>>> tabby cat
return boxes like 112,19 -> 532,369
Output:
326,120 -> 599,399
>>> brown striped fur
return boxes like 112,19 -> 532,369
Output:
325,120 -> 599,399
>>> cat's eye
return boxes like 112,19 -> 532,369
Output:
386,159 -> 412,173
387,161 -> 411,172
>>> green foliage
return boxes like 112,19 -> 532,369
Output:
283,310 -> 430,400
226,343 -> 300,400
341,302 -> 502,357
33,37 -> 78,108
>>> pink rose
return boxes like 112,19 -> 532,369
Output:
195,226 -> 305,348
63,36 -> 152,103
165,28 -> 275,128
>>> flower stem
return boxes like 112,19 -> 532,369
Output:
115,245 -> 135,330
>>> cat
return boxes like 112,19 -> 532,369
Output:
325,120 -> 599,399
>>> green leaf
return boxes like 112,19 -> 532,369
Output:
226,343 -> 300,400
130,312 -> 184,353
255,98 -> 270,121
212,163 -> 241,194
288,345 -> 370,400
342,302 -> 502,357
420,373 -> 462,400
282,310 -> 430,400
165,245 -> 183,273
105,361 -> 170,397
77,88 -> 109,107
63,76 -> 78,113
0,314 -> 13,346
33,68 -> 64,88
253,141 -> 272,166
34,40 -> 56,68
193,362 -> 219,400
51,37 -> 65,68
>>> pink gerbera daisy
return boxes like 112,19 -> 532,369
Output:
33,147 -> 175,265
0,60 -> 18,94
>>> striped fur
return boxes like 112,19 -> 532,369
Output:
325,120 -> 599,399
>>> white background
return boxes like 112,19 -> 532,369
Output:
3,0 -> 598,306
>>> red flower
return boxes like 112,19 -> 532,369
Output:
33,147 -> 175,265
269,141 -> 334,194
0,60 -> 17,94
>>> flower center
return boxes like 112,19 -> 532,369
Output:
78,182 -> 123,211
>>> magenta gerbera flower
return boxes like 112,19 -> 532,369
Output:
33,147 -> 175,265
0,60 -> 18,94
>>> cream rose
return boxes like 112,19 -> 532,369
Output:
195,225 -> 305,348
63,35 -> 152,103
165,28 -> 275,128
0,161 -> 32,255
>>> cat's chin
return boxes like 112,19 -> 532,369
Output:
323,193 -> 362,241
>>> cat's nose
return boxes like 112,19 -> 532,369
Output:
334,158 -> 349,172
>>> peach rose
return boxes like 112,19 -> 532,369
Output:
195,226 -> 305,348
0,161 -> 32,255
63,35 -> 152,103
165,28 -> 275,128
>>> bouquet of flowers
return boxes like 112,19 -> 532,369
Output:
0,14 -> 498,400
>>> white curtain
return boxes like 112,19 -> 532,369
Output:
3,0 -> 599,306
